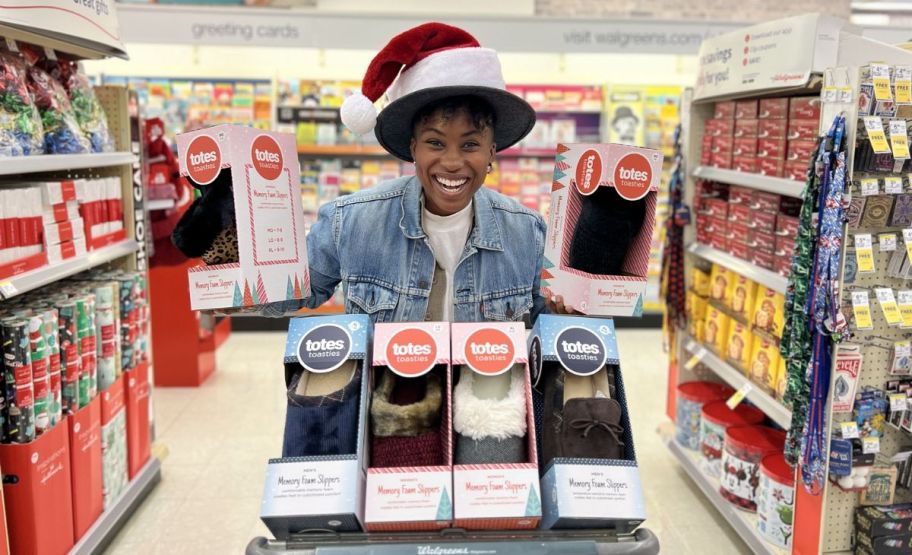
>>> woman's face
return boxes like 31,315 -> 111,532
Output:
410,108 -> 495,216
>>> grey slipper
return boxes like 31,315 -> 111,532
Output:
452,366 -> 528,465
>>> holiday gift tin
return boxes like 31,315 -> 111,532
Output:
720,425 -> 786,511
757,453 -> 795,550
700,400 -> 765,477
675,381 -> 735,450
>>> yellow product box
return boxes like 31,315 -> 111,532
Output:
692,268 -> 711,298
749,335 -> 781,395
752,286 -> 785,338
724,321 -> 753,370
775,356 -> 787,401
729,275 -> 757,323
709,264 -> 733,307
686,290 -> 708,323
704,307 -> 730,354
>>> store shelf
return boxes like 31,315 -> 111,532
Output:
666,439 -> 786,555
0,240 -> 140,300
70,458 -> 162,555
682,334 -> 792,428
692,166 -> 804,198
146,199 -> 176,211
0,152 -> 137,177
687,243 -> 788,293
297,145 -> 389,156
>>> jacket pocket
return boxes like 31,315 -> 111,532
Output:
480,290 -> 533,322
345,280 -> 400,322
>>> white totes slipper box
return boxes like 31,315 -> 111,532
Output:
260,314 -> 371,537
365,322 -> 453,532
450,322 -> 541,530
541,144 -> 663,316
176,125 -> 310,310
529,315 -> 646,532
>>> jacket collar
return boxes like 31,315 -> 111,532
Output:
399,175 -> 504,251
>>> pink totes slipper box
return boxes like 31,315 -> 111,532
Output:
542,144 -> 663,316
365,322 -> 453,531
176,125 -> 310,311
450,322 -> 541,530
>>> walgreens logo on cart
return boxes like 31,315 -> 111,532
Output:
464,328 -> 515,376
387,328 -> 438,377
186,134 -> 222,185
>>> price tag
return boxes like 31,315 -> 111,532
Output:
891,393 -> 908,412
684,354 -> 702,371
864,117 -> 891,154
852,291 -> 874,330
897,66 -> 912,103
861,178 -> 880,196
904,229 -> 912,261
0,281 -> 16,298
898,290 -> 912,328
890,120 -> 910,159
42,47 -> 57,61
873,63 -> 893,101
880,233 -> 897,251
886,176 -> 904,194
876,287 -> 903,326
726,382 -> 752,410
856,234 -> 876,273
841,421 -> 860,439
863,436 -> 881,454
839,86 -> 854,104
823,85 -> 837,103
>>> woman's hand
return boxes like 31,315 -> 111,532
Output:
546,295 -> 583,315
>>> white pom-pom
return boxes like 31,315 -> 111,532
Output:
340,92 -> 377,136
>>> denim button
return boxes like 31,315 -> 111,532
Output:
419,280 -> 429,288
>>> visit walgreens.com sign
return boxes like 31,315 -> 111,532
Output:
0,0 -> 126,57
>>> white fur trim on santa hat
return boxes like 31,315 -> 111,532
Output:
387,47 -> 505,103
340,92 -> 377,136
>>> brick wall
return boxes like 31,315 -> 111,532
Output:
534,0 -> 851,22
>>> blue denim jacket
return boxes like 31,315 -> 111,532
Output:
267,175 -> 547,323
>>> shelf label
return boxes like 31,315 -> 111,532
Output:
873,63 -> 893,101
897,66 -> 912,103
879,233 -> 897,252
863,436 -> 881,454
864,117 -> 891,154
886,176 -> 904,194
0,281 -> 16,298
904,229 -> 912,262
684,350 -> 704,371
875,287 -> 901,327
898,290 -> 912,328
855,234 -> 876,273
841,421 -> 860,439
839,86 -> 854,104
891,393 -> 908,412
890,120 -> 910,159
725,382 -> 752,410
861,178 -> 880,196
852,291 -> 874,330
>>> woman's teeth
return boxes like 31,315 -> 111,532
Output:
436,176 -> 468,191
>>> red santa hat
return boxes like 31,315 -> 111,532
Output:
341,22 -> 535,162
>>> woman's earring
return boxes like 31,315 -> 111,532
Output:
487,163 -> 493,174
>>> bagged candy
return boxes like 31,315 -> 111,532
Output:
25,61 -> 91,154
0,51 -> 44,156
39,58 -> 112,153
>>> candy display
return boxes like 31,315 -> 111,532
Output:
0,51 -> 44,156
48,60 -> 113,153
24,61 -> 91,154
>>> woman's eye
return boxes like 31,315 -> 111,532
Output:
426,139 -> 443,148
463,142 -> 479,149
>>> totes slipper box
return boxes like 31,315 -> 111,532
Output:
529,315 -> 646,532
176,125 -> 310,311
365,322 -> 453,532
542,144 -> 663,316
450,322 -> 541,530
260,314 -> 371,536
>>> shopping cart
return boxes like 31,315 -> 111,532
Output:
246,527 -> 660,554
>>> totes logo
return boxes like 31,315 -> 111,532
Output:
386,328 -> 437,377
464,328 -> 515,376
613,152 -> 653,201
555,327 -> 606,376
185,134 -> 221,185
575,149 -> 602,196
296,324 -> 352,373
251,134 -> 284,180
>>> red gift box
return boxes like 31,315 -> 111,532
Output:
706,215 -> 728,235
733,156 -> 758,173
735,100 -> 759,120
752,192 -> 781,213
776,215 -> 800,237
126,362 -> 151,480
758,119 -> 788,140
713,135 -> 734,151
757,138 -> 787,160
729,238 -> 749,259
759,98 -> 789,119
704,198 -> 729,219
748,229 -> 776,252
775,235 -> 796,257
0,423 -> 75,555
715,101 -> 736,119
753,211 -> 777,233
729,203 -> 751,225
729,186 -> 753,206
787,119 -> 819,142
789,97 -> 821,120
758,158 -> 785,177
734,119 -> 759,138
774,256 -> 792,277
733,137 -> 758,157
68,396 -> 102,541
710,232 -> 729,251
729,222 -> 750,243
787,140 -> 817,163
751,250 -> 775,270
707,118 -> 735,137
784,161 -> 808,182
711,151 -> 733,169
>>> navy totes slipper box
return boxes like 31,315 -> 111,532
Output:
260,314 -> 371,536
541,144 -> 663,316
365,322 -> 453,531
530,315 -> 646,532
176,125 -> 310,310
450,322 -> 541,529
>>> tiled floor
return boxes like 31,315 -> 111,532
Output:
104,329 -> 750,554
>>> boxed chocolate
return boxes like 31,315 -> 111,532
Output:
176,125 -> 311,311
714,101 -> 736,120
758,158 -> 785,177
734,119 -> 759,138
733,156 -> 758,173
788,119 -> 820,142
758,119 -> 788,140
709,231 -> 729,252
752,192 -> 781,213
759,98 -> 789,119
775,235 -> 796,258
774,256 -> 792,277
751,250 -> 774,271
785,161 -> 809,182
787,140 -> 817,163
789,97 -> 821,120
728,186 -> 753,206
728,204 -> 752,225
734,137 -> 758,157
748,229 -> 776,253
757,138 -> 787,160
711,152 -> 733,169
729,222 -> 750,244
776,215 -> 800,237
542,144 -> 663,316
729,238 -> 749,260
707,118 -> 735,137
735,100 -> 759,120
704,198 -> 729,219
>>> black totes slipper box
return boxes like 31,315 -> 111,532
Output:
529,315 -> 646,532
450,322 -> 541,530
176,125 -> 310,311
541,144 -> 663,317
260,314 -> 371,536
365,322 -> 453,532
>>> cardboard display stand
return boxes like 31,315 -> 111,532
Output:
125,361 -> 151,480
450,322 -> 541,530
260,314 -> 371,537
176,125 -> 310,311
67,395 -> 103,542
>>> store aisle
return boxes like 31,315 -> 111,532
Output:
104,330 -> 750,554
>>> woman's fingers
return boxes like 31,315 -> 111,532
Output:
549,295 -> 579,315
